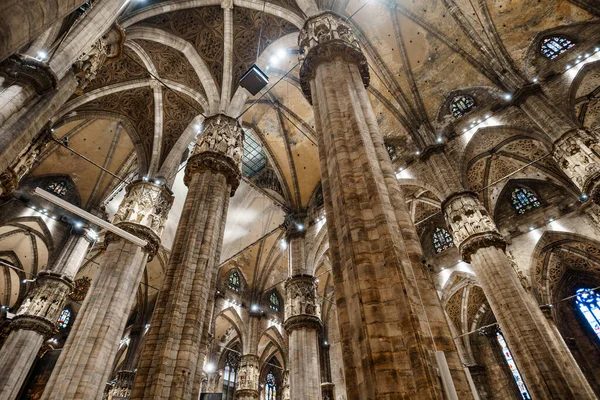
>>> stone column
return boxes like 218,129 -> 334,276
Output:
41,181 -> 173,400
131,114 -> 243,399
298,12 -> 451,398
283,213 -> 322,399
0,10 -> 125,175
442,191 -> 596,399
281,370 -> 290,400
0,126 -> 51,197
235,354 -> 260,400
106,324 -> 144,400
0,0 -> 85,62
0,227 -> 95,400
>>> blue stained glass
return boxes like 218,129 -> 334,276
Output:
57,308 -> 71,329
265,371 -> 276,400
269,292 -> 280,312
229,271 -> 241,292
576,288 -> 600,341
541,36 -> 575,60
433,227 -> 453,253
496,330 -> 532,400
450,95 -> 475,118
511,187 -> 540,214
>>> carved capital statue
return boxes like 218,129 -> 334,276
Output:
298,11 -> 369,104
284,275 -> 322,332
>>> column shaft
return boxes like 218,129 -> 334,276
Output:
41,182 -> 172,400
299,12 -> 447,398
131,114 -> 243,400
0,230 -> 93,400
443,192 -> 596,399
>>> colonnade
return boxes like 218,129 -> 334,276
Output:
0,3 -> 600,400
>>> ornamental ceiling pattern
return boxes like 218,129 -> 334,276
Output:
135,39 -> 204,97
162,90 -> 198,163
140,7 -> 225,89
82,48 -> 147,93
76,87 -> 154,162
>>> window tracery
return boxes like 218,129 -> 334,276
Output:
229,271 -> 241,292
576,288 -> 600,341
496,330 -> 531,399
223,351 -> 240,400
450,95 -> 475,118
47,181 -> 68,197
58,308 -> 71,329
243,130 -> 266,178
386,143 -> 397,161
269,292 -> 280,312
511,187 -> 540,214
540,36 -> 575,60
264,371 -> 276,400
433,227 -> 454,253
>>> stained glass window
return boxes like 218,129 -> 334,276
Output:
511,187 -> 540,214
269,292 -> 280,312
47,181 -> 68,197
243,130 -> 266,178
433,227 -> 454,253
229,271 -> 241,292
223,351 -> 240,400
58,308 -> 71,329
540,36 -> 575,60
450,95 -> 475,118
576,288 -> 600,341
265,371 -> 276,400
496,330 -> 531,400
386,143 -> 397,161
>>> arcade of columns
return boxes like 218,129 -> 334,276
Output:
0,1 -> 600,399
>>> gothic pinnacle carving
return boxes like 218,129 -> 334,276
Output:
298,11 -> 370,104
184,114 -> 243,194
284,275 -> 322,332
0,53 -> 57,95
442,191 -> 506,263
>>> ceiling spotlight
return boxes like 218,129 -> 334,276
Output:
36,51 -> 47,60
485,114 -> 491,118
462,128 -> 467,133
532,78 -> 538,83
297,223 -> 304,231
251,304 -> 260,312
75,222 -> 84,228
204,362 -> 216,374
276,48 -> 287,59
436,137 -> 443,143
581,193 -> 589,201
415,151 -> 421,155
585,53 -> 590,58
529,226 -> 535,231
269,55 -> 280,67
565,65 -> 571,70
503,93 -> 512,101
323,341 -> 329,345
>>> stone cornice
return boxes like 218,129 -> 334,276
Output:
284,314 -> 322,332
10,315 -> 57,338
184,151 -> 241,194
106,222 -> 161,260
459,232 -> 506,263
0,54 -> 58,95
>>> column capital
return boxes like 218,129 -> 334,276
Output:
184,114 -> 243,194
236,354 -> 260,398
110,180 -> 173,258
284,275 -> 322,332
298,11 -> 370,104
10,315 -> 57,338
442,191 -> 506,263
0,53 -> 57,94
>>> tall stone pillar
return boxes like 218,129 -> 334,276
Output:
298,12 -> 454,398
131,114 -> 243,399
0,228 -> 94,400
442,191 -> 596,399
106,324 -> 144,400
41,181 -> 173,400
236,313 -> 260,400
283,214 -> 322,400
0,126 -> 51,197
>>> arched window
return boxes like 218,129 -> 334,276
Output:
450,95 -> 475,118
386,143 -> 397,161
229,271 -> 241,292
264,371 -> 277,400
243,130 -> 266,178
47,181 -> 68,197
511,187 -> 540,214
496,330 -> 531,399
58,308 -> 71,329
540,36 -> 575,60
576,288 -> 600,341
433,227 -> 454,253
269,292 -> 280,312
223,351 -> 240,400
